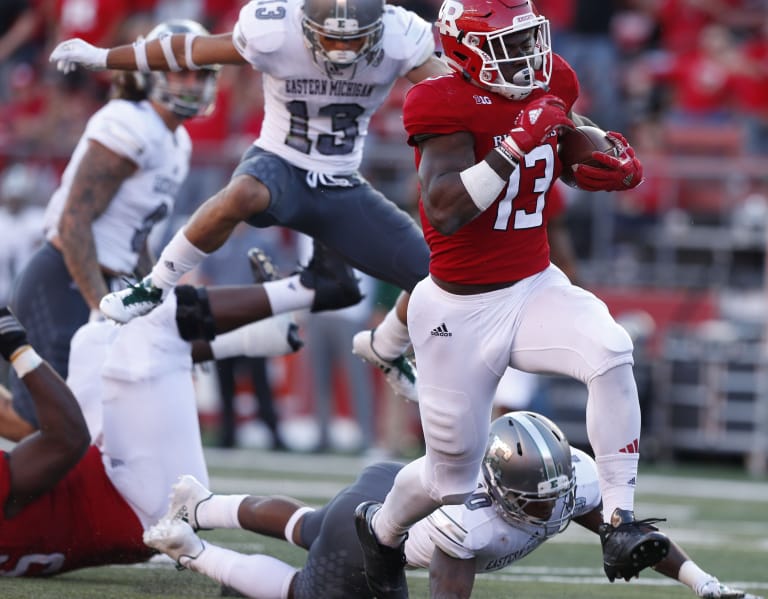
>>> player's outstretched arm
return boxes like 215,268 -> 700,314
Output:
0,308 -> 89,518
50,32 -> 245,74
574,508 -> 763,598
429,547 -> 476,599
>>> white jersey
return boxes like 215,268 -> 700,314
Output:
232,0 -> 434,175
405,448 -> 601,572
43,99 -> 191,275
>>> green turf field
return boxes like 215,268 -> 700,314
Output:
4,448 -> 767,598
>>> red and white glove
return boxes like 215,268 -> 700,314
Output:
49,38 -> 109,73
573,130 -> 643,191
495,94 -> 574,164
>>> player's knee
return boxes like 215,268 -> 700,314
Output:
420,387 -> 475,455
226,174 -> 270,215
174,285 -> 216,341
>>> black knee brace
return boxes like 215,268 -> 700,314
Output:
175,285 -> 216,341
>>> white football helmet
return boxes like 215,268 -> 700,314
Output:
437,0 -> 552,100
302,0 -> 385,79
483,411 -> 575,534
144,19 -> 219,119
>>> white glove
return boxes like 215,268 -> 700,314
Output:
696,577 -> 761,599
49,38 -> 109,73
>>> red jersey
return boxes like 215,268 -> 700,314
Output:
403,54 -> 579,284
0,446 -> 152,577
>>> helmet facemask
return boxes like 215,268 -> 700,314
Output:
302,0 -> 385,79
484,459 -> 575,534
471,21 -> 552,99
149,68 -> 219,119
141,19 -> 221,120
482,412 -> 576,534
437,0 -> 553,100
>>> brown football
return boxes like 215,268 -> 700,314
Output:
558,125 -> 619,188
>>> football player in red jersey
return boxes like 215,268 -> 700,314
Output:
0,251 -> 352,577
353,1 -> 653,597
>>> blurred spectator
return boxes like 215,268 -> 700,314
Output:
647,0 -> 752,55
0,0 -> 41,103
0,163 -> 48,306
54,0 -> 136,46
555,0 -> 626,132
735,15 -> 768,155
656,24 -> 749,123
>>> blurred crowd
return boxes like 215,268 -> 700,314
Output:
2,0 -> 768,454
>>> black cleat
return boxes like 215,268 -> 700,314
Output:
299,241 -> 363,312
354,501 -> 409,599
599,508 -> 670,582
247,247 -> 279,283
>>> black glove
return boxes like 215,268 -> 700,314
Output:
0,307 -> 29,362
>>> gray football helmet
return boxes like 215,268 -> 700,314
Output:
145,19 -> 219,119
483,411 -> 575,533
301,0 -> 385,79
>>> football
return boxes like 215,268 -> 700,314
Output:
558,125 -> 619,188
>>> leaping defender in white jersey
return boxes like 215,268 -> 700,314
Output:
4,20 -> 220,442
50,0 -> 452,405
141,411 -> 760,599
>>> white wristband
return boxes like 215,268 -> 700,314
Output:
184,33 -> 201,70
160,35 -> 182,71
459,160 -> 508,212
11,346 -> 43,379
133,38 -> 150,73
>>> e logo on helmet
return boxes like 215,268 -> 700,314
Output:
437,0 -> 463,36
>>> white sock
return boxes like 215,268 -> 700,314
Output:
595,453 -> 639,520
371,308 -> 411,360
585,365 -> 641,521
196,494 -> 248,529
151,229 -> 209,294
263,275 -> 315,313
373,459 -> 440,547
186,543 -> 296,599
678,560 -> 713,592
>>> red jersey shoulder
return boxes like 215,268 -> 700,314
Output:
549,54 -> 579,112
404,72 -> 485,142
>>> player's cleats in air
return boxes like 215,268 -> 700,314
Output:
248,247 -> 279,283
298,241 -> 363,312
144,518 -> 205,569
599,508 -> 670,582
163,474 -> 213,531
99,276 -> 163,323
354,501 -> 409,599
352,329 -> 417,402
